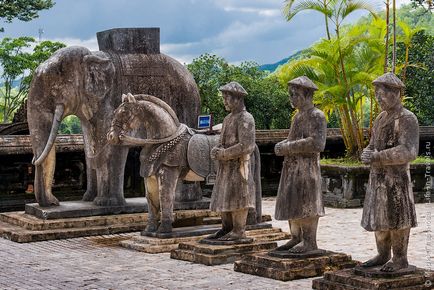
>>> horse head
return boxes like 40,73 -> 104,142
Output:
107,93 -> 182,145
107,93 -> 141,144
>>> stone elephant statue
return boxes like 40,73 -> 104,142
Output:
28,29 -> 200,207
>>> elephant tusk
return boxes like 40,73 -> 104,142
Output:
33,104 -> 64,166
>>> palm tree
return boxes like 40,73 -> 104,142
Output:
392,0 -> 397,73
276,22 -> 385,157
283,0 -> 332,39
384,0 -> 390,73
397,21 -> 424,84
283,0 -> 378,40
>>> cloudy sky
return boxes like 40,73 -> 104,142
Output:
1,0 -> 408,65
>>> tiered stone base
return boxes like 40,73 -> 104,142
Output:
24,197 -> 210,219
234,251 -> 358,281
0,207 -> 219,243
123,223 -> 289,254
171,238 -> 278,265
312,267 -> 434,289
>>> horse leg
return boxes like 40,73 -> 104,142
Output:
145,175 -> 160,232
157,166 -> 180,234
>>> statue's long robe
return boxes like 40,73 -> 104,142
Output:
361,108 -> 419,231
210,110 -> 256,212
275,107 -> 326,220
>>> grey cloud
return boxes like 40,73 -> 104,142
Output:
1,0 -> 373,65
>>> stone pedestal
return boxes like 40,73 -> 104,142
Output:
128,223 -> 289,254
121,224 -> 221,254
171,239 -> 278,266
234,251 -> 358,281
0,207 -> 219,243
312,267 -> 434,289
25,197 -> 210,219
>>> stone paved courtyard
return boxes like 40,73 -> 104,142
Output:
0,198 -> 432,290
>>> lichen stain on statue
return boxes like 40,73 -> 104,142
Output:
27,28 -> 200,207
107,92 -> 262,234
272,76 -> 327,255
201,82 -> 261,244
360,72 -> 419,273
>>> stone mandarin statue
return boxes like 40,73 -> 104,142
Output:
274,76 -> 327,253
208,81 -> 257,242
360,72 -> 419,272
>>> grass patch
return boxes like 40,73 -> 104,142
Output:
412,156 -> 434,164
320,156 -> 433,166
320,158 -> 363,166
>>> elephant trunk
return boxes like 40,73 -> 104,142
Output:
33,104 -> 65,166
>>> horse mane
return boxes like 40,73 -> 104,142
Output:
133,94 -> 180,127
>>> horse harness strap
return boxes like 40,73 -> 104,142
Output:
148,126 -> 189,162
134,123 -> 189,145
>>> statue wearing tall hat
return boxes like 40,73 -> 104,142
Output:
207,81 -> 256,242
274,76 -> 327,253
361,72 -> 419,272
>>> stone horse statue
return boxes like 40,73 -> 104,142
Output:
107,93 -> 262,233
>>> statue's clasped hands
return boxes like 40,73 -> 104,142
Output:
274,141 -> 288,156
118,132 -> 126,141
361,148 -> 378,164
211,147 -> 225,160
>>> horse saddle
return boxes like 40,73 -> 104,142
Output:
187,133 -> 220,185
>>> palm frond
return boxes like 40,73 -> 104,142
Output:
283,0 -> 331,21
340,0 -> 378,21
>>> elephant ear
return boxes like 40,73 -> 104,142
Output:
122,94 -> 128,103
127,93 -> 137,103
83,52 -> 115,102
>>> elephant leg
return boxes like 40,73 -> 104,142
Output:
80,121 -> 97,202
108,146 -> 129,204
93,162 -> 110,206
157,166 -> 180,234
145,175 -> 160,232
93,146 -> 128,206
82,165 -> 97,202
34,146 -> 59,207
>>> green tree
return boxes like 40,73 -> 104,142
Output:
0,36 -> 33,123
187,54 -> 291,129
397,21 -> 424,83
0,0 -> 54,32
0,37 -> 65,123
398,31 -> 434,125
397,4 -> 433,35
410,0 -> 433,11
59,115 -> 82,134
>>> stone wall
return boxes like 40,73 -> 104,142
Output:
0,133 -> 432,211
321,164 -> 434,208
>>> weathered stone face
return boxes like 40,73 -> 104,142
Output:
374,84 -> 401,111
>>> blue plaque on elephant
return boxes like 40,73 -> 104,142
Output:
198,115 -> 211,129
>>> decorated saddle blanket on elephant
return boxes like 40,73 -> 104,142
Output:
139,131 -> 191,178
187,133 -> 220,184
